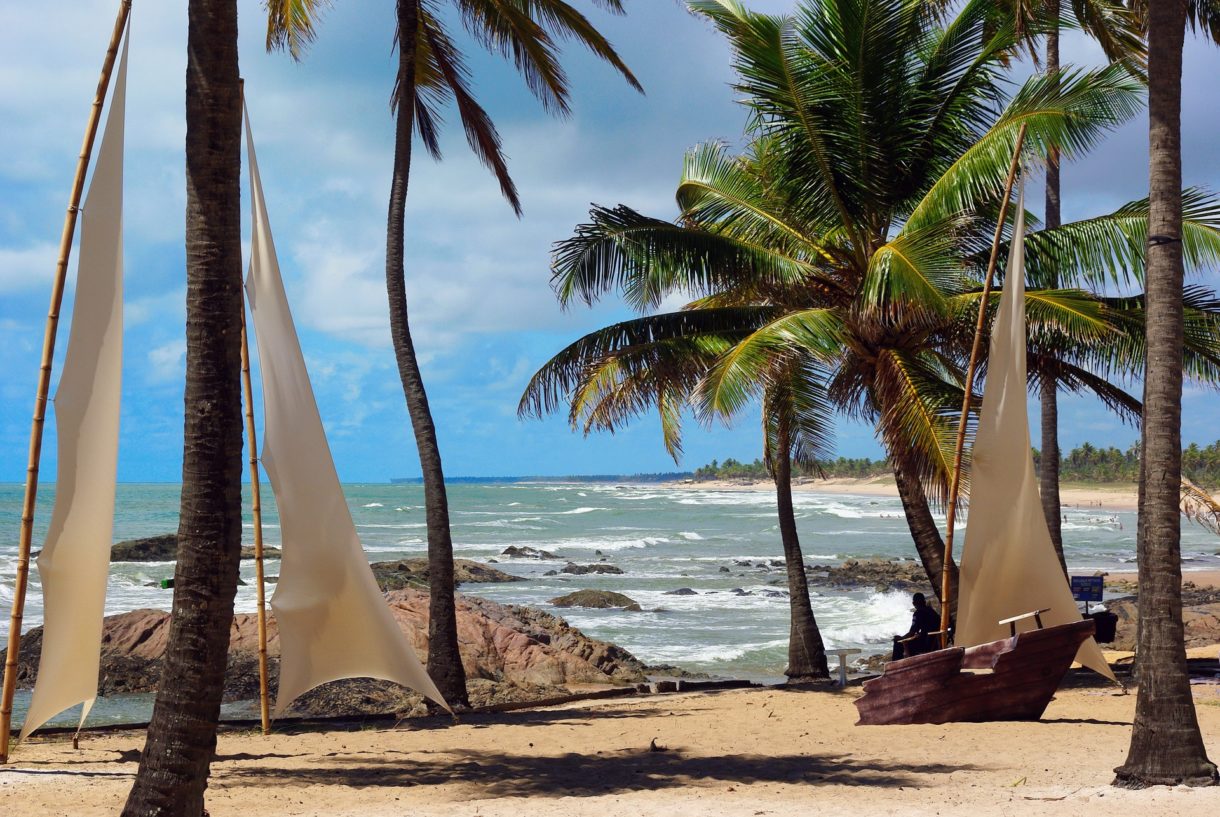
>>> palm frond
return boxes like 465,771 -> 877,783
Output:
552,205 -> 822,310
264,0 -> 330,60
421,13 -> 522,213
905,63 -> 1143,233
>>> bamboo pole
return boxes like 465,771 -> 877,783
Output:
0,0 -> 133,765
238,79 -> 272,736
938,123 -> 1028,647
240,304 -> 272,735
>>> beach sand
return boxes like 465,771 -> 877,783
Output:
670,477 -> 1143,510
4,684 -> 1219,817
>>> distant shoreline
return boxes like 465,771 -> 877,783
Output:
658,476 -> 1143,511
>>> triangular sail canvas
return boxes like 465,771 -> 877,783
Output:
242,102 -> 448,715
955,189 -> 1113,681
20,31 -> 129,740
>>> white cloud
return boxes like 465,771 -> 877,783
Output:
146,339 -> 185,383
0,242 -> 57,293
126,287 -> 185,327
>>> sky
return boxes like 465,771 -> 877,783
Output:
1,1 -> 1219,483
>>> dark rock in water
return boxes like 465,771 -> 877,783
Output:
731,588 -> 753,597
543,570 -> 559,576
560,562 -> 624,576
806,558 -> 931,594
665,588 -> 698,596
110,533 -> 281,562
760,589 -> 788,598
487,558 -> 499,564
550,590 -> 641,611
369,558 -> 521,591
734,560 -> 753,567
718,566 -> 731,573
6,589 -> 652,712
595,550 -> 604,556
769,560 -> 784,568
502,545 -> 558,560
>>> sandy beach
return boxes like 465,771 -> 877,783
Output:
3,684 -> 1219,817
669,477 -> 1144,511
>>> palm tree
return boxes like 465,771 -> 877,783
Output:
1113,0 -> 1219,788
265,0 -> 641,707
1010,1 -> 1144,572
528,0 -> 1154,607
122,0 -> 245,814
522,301 -> 834,680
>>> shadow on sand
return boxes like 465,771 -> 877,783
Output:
212,747 -> 982,797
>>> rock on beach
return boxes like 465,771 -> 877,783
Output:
7,589 -> 651,717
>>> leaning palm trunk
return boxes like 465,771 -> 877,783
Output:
890,453 -> 957,614
387,0 -> 467,708
122,0 -> 245,813
1113,0 -> 1215,788
772,424 -> 828,681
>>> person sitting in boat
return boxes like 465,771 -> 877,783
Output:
891,592 -> 942,660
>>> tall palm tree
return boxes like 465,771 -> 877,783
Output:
1114,0 -> 1219,788
122,0 -> 245,814
1023,1 -> 1143,571
528,0 -> 1154,606
265,0 -> 641,707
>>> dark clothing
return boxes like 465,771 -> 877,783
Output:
892,605 -> 942,660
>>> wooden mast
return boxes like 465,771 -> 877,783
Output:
0,0 -> 133,764
240,302 -> 272,736
238,79 -> 272,736
939,123 -> 1028,646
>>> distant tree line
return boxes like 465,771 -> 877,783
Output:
692,456 -> 893,481
692,440 -> 1220,489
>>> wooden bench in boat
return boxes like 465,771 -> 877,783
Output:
997,607 -> 1052,637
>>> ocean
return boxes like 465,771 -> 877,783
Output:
2,480 -> 1216,728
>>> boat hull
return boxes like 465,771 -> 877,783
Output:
853,619 -> 1096,726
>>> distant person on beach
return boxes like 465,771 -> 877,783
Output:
892,592 -> 941,660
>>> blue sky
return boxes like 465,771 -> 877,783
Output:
1,1 -> 1219,483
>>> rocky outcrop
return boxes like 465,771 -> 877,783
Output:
550,590 -> 641,611
110,533 -> 280,562
369,558 -> 522,591
806,559 -> 931,594
559,562 -> 624,576
501,545 -> 558,560
1105,583 -> 1220,652
7,589 -> 652,716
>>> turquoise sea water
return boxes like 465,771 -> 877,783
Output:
2,480 -> 1216,727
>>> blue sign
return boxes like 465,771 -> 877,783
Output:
1070,575 -> 1104,602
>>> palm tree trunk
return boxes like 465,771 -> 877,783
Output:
387,0 -> 468,708
1040,16 -> 1067,576
1114,0 -> 1216,788
890,453 -> 957,615
122,1 -> 244,813
773,423 -> 829,682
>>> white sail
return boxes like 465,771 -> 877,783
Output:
242,102 -> 448,715
20,32 -> 129,740
956,188 -> 1114,681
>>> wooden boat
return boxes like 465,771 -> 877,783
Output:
854,132 -> 1115,726
855,618 -> 1095,725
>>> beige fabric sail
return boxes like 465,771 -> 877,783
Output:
242,103 -> 448,715
956,188 -> 1114,681
20,32 -> 129,740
